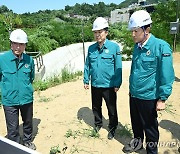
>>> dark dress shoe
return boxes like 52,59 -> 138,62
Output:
94,126 -> 101,133
107,129 -> 115,140
123,138 -> 143,153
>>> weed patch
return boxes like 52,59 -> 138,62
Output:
65,127 -> 100,139
33,68 -> 82,91
116,124 -> 133,138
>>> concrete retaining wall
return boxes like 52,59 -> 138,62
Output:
41,42 -> 131,80
42,42 -> 93,80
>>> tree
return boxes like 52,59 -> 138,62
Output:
14,15 -> 23,28
0,5 -> 10,13
0,12 -> 13,32
65,5 -> 72,11
151,0 -> 177,45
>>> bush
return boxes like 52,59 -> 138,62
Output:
33,68 -> 82,91
109,23 -> 134,57
27,36 -> 59,54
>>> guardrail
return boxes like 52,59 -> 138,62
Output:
26,51 -> 44,72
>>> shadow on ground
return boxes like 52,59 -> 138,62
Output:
175,77 -> 180,82
20,118 -> 41,142
159,120 -> 180,153
77,107 -> 147,153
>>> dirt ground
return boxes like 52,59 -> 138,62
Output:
0,52 -> 180,154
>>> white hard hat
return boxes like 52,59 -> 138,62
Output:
128,10 -> 152,30
9,29 -> 28,43
92,17 -> 109,31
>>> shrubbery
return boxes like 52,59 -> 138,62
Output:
0,0 -> 179,55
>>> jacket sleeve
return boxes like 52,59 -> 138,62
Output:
113,45 -> 122,88
0,65 -> 2,82
159,43 -> 175,101
30,58 -> 35,83
83,50 -> 90,84
0,56 -> 2,82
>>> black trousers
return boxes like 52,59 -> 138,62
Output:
91,86 -> 118,129
130,96 -> 159,154
3,103 -> 33,144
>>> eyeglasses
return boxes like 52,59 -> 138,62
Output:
93,30 -> 105,35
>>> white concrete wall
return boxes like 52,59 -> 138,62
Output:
42,42 -> 93,80
41,42 -> 131,80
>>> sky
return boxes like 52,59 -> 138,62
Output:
0,0 -> 125,14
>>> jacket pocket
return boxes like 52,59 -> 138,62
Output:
2,70 -> 16,82
89,55 -> 98,71
101,54 -> 114,66
2,70 -> 16,98
23,68 -> 31,74
23,69 -> 31,84
142,57 -> 157,69
89,55 -> 98,62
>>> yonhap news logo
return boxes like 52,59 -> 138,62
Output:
129,138 -> 143,151
147,141 -> 180,148
129,138 -> 180,149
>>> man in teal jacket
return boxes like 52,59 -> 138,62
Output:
83,17 -> 122,140
123,10 -> 174,154
0,29 -> 36,150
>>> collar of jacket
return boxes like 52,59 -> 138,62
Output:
95,39 -> 109,50
136,34 -> 156,50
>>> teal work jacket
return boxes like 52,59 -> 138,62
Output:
129,34 -> 174,100
83,39 -> 122,88
0,50 -> 35,106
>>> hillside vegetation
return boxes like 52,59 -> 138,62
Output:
0,0 -> 179,56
